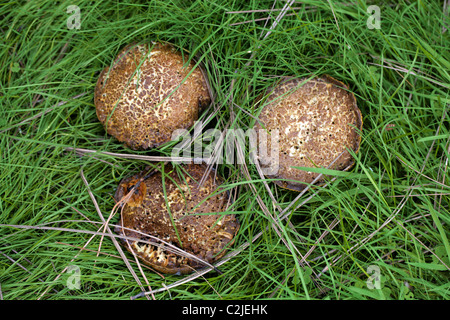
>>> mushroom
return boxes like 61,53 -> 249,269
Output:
254,75 -> 363,191
94,42 -> 211,150
114,163 -> 239,274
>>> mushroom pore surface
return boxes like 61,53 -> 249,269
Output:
114,163 -> 239,275
95,42 -> 210,150
254,75 -> 362,191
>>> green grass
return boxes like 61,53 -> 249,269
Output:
1,0 -> 449,300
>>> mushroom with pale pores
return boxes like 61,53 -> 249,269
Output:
254,75 -> 363,191
94,42 -> 211,150
114,163 -> 239,275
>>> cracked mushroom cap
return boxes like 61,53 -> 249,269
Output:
114,163 -> 239,275
94,42 -> 211,150
254,75 -> 363,191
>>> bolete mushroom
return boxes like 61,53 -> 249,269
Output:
94,42 -> 211,150
114,163 -> 239,274
254,75 -> 363,191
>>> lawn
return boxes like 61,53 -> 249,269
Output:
0,0 -> 449,300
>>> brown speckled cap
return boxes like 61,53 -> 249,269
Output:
254,75 -> 363,191
114,163 -> 239,275
94,42 -> 211,150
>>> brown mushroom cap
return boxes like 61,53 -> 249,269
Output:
254,75 -> 363,191
114,163 -> 239,275
94,42 -> 211,150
